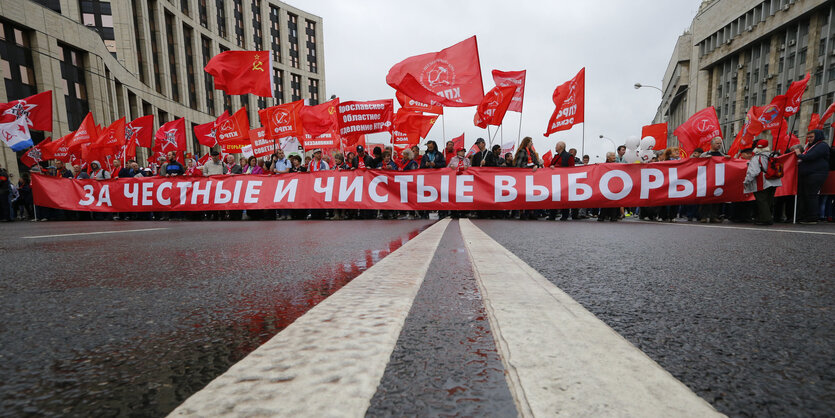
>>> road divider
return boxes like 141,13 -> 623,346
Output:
170,219 -> 450,417
459,219 -> 723,417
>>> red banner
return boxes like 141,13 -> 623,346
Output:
33,156 -> 799,212
249,127 -> 276,158
336,99 -> 394,137
204,50 -> 273,97
784,73 -> 809,116
641,123 -> 667,150
545,68 -> 585,136
303,130 -> 339,150
260,100 -> 304,140
491,70 -> 526,113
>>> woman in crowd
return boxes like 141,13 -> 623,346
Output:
246,156 -> 264,174
377,151 -> 398,170
184,158 -> 200,176
794,129 -> 830,224
514,137 -> 540,219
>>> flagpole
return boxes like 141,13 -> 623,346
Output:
501,124 -> 504,147
441,114 -> 447,143
517,107 -> 523,150
581,72 -> 586,158
487,125 -> 492,146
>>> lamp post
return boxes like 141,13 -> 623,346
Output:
634,82 -> 663,93
597,135 -> 617,162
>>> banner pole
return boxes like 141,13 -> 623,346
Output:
517,111 -> 523,149
501,124 -> 504,147
792,194 -> 798,224
441,114 -> 447,143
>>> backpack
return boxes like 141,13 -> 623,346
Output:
759,152 -> 783,179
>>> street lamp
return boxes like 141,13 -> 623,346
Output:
634,82 -> 662,93
598,134 -> 617,150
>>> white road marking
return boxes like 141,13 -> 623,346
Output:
170,219 -> 450,417
459,219 -> 723,417
666,221 -> 835,236
22,228 -> 169,239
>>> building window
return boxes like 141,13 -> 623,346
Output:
240,94 -> 249,112
183,24 -> 197,110
220,45 -> 232,111
233,0 -> 244,47
288,13 -> 299,68
164,12 -> 180,102
799,48 -> 806,66
199,0 -> 208,28
79,0 -> 116,55
216,0 -> 227,39
308,78 -> 319,104
269,5 -> 281,63
180,0 -> 189,16
290,73 -> 301,101
148,0 -> 163,93
305,19 -> 317,73
273,68 -> 283,103
251,0 -> 262,50
31,0 -> 62,12
59,43 -> 89,130
202,36 -> 215,114
0,21 -> 38,101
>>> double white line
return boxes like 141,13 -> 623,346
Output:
171,219 -> 722,417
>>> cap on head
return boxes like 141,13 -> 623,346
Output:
456,146 -> 466,152
475,138 -> 485,144
754,139 -> 769,149
356,145 -> 364,153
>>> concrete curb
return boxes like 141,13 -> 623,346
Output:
170,219 -> 450,417
459,219 -> 724,417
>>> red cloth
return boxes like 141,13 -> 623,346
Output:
0,90 -> 52,131
386,36 -> 484,107
545,68 -> 584,136
641,123 -> 668,150
66,112 -> 97,151
783,72 -> 809,116
474,85 -> 517,128
301,98 -> 339,137
393,110 -> 437,146
259,100 -> 304,140
395,91 -> 443,115
491,70 -> 526,113
20,138 -> 48,167
673,106 -> 722,155
204,51 -> 272,97
154,118 -> 187,153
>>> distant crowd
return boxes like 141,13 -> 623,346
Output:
2,130 -> 833,225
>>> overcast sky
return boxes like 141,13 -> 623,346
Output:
291,0 -> 703,161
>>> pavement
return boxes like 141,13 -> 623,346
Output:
1,217 -> 832,417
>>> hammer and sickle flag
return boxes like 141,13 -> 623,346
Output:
204,50 -> 274,98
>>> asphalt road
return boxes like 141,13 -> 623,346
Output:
474,218 -> 835,417
0,220 -> 434,417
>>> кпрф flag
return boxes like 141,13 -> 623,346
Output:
544,68 -> 585,137
386,36 -> 484,107
474,85 -> 517,129
204,51 -> 274,97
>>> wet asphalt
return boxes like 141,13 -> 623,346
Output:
367,221 -> 516,417
0,220 -> 433,417
474,218 -> 835,417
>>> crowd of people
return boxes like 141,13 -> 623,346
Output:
2,131 -> 833,225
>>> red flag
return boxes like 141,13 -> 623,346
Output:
752,95 -> 786,134
386,36 -> 484,107
474,85 -> 517,128
395,91 -> 444,115
66,112 -> 97,151
194,110 -> 229,148
204,51 -> 273,97
808,113 -> 821,132
41,133 -> 72,162
452,133 -> 464,151
392,110 -> 437,147
541,150 -> 553,167
303,129 -> 340,151
154,118 -> 187,152
92,117 -> 126,149
544,68 -> 585,136
216,107 -> 250,144
249,127 -> 278,157
641,123 -> 668,150
260,100 -> 304,140
126,115 -> 154,148
0,91 -> 53,132
491,70 -> 526,113
301,98 -> 339,137
820,102 -> 835,127
673,107 -> 722,155
465,143 -> 479,158
336,99 -> 394,138
771,120 -> 799,152
784,73 -> 809,116
20,138 -> 48,167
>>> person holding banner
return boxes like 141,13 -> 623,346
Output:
515,137 -> 540,220
420,140 -> 446,169
794,129 -> 830,224
351,145 -> 374,170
